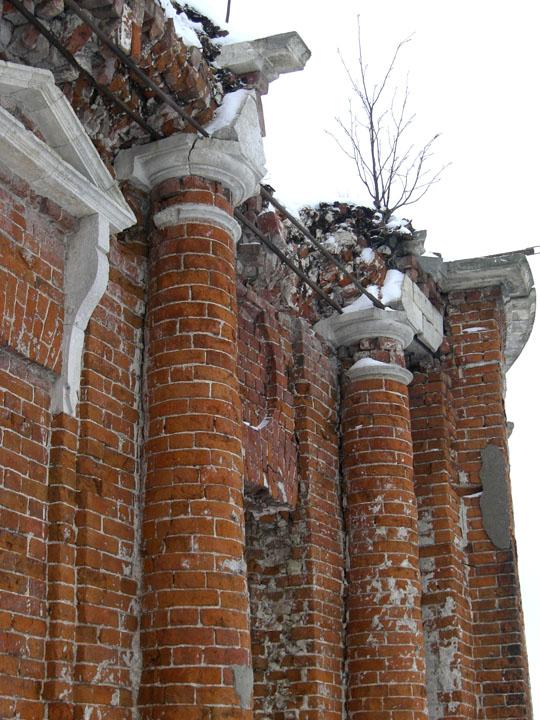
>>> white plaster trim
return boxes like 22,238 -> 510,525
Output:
115,92 -> 266,206
153,202 -> 241,242
440,253 -> 536,370
51,214 -> 110,416
0,62 -> 138,418
216,32 -> 311,84
0,61 -> 132,219
316,308 -> 414,350
348,362 -> 413,386
0,106 -> 135,233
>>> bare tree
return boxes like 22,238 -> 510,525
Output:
331,21 -> 448,221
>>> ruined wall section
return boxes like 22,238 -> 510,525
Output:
444,287 -> 533,719
72,227 -> 146,718
0,153 -> 147,718
237,283 -> 344,719
0,0 -> 234,165
409,363 -> 477,718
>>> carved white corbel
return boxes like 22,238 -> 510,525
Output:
51,214 -> 110,416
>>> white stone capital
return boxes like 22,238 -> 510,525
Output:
153,202 -> 241,242
347,360 -> 413,386
115,91 -> 266,207
316,308 -> 414,350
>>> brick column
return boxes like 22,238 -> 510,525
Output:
115,99 -> 265,719
337,309 -> 428,719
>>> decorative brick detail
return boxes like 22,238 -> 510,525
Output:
237,292 -> 297,507
341,334 -> 428,719
140,176 -> 252,719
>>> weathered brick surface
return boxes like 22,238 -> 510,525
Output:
246,322 -> 344,719
73,232 -> 146,720
238,288 -> 297,507
410,367 -> 476,717
0,72 -> 533,719
0,171 -> 65,375
140,176 -> 252,719
445,288 -> 533,719
341,340 -> 428,720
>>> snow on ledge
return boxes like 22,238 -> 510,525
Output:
350,357 -> 390,371
205,89 -> 251,134
342,269 -> 404,313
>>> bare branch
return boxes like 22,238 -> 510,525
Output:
331,25 -> 447,219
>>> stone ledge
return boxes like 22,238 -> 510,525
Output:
217,32 -> 311,86
438,253 -> 536,370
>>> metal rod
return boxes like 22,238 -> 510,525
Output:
260,186 -> 386,310
234,209 -> 343,314
64,0 -> 210,138
8,0 -> 161,140
225,0 -> 232,23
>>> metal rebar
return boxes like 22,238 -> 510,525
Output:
234,209 -> 343,314
64,0 -> 211,138
8,0 -> 161,140
259,186 -> 386,310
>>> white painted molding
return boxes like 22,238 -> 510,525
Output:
0,60 -> 133,224
316,308 -> 415,350
0,61 -> 137,417
153,202 -> 242,242
0,106 -> 135,234
115,91 -> 266,207
51,214 -> 110,416
216,32 -> 311,85
347,362 -> 414,386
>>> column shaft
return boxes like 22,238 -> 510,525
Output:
342,340 -> 428,719
141,177 -> 251,719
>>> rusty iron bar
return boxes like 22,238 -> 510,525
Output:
259,186 -> 386,310
8,0 -> 161,140
64,0 -> 211,137
234,209 -> 343,314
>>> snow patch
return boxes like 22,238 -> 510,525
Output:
386,214 -> 412,235
342,269 -> 404,312
159,0 -> 203,47
205,89 -> 251,134
359,247 -> 375,263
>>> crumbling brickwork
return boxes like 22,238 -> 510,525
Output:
0,1 -> 535,718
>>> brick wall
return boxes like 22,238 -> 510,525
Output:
0,171 -> 533,719
245,319 -> 344,720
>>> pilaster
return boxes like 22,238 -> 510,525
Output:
116,99 -> 265,719
333,308 -> 429,720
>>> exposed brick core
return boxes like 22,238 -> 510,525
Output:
141,176 -> 252,718
341,340 -> 428,719
410,368 -> 476,717
246,322 -> 344,720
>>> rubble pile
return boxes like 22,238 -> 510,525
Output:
238,198 -> 442,323
0,0 -> 236,163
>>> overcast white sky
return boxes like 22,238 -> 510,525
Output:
194,0 -> 540,709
